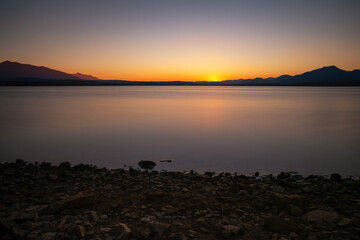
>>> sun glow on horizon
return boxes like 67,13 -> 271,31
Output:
207,75 -> 222,82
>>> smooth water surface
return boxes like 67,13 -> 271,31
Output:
1,86 -> 359,175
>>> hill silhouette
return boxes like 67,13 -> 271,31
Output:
0,61 -> 82,81
71,72 -> 100,80
221,66 -> 360,86
0,61 -> 359,86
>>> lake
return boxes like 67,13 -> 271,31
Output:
0,86 -> 359,176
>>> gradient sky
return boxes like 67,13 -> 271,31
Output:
1,0 -> 359,81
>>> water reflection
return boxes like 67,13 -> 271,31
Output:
0,86 -> 359,175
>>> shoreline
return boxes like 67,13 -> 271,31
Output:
1,160 -> 360,240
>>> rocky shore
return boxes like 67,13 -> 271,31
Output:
1,160 -> 360,240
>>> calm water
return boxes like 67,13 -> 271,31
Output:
0,86 -> 360,176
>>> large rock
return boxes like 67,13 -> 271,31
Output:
269,192 -> 307,209
264,216 -> 297,234
138,161 -> 156,170
15,159 -> 26,165
221,225 -> 243,238
287,204 -> 303,216
330,173 -> 342,182
59,161 -> 71,169
91,210 -> 99,222
303,210 -> 341,224
56,217 -> 67,230
77,225 -> 86,238
270,185 -> 285,193
45,191 -> 96,214
150,222 -> 170,239
114,223 -> 131,240
338,218 -> 352,228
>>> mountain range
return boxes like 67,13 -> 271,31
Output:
0,61 -> 100,81
71,72 -> 100,80
0,60 -> 359,86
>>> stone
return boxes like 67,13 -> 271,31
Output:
12,227 -> 30,238
277,172 -> 291,179
59,161 -> 71,169
289,232 -> 299,239
40,162 -> 52,168
115,223 -> 131,240
138,160 -> 157,170
56,217 -> 67,230
270,185 -> 285,193
188,229 -> 197,235
338,217 -> 352,228
140,228 -> 152,239
160,159 -> 172,162
221,225 -> 243,238
204,171 -> 215,177
91,210 -> 99,222
63,223 -> 76,234
13,212 -> 38,223
330,173 -> 342,182
25,205 -> 48,212
78,225 -> 86,238
182,187 -> 189,192
303,210 -> 341,224
252,198 -> 265,210
271,233 -> 278,240
45,191 -> 95,214
16,159 -> 26,164
269,192 -> 307,208
0,218 -> 15,232
287,204 -> 303,216
140,216 -> 153,222
42,232 -> 57,238
21,221 -> 36,231
49,174 -> 58,180
264,216 -> 297,234
307,235 -> 317,240
27,230 -> 41,239
150,222 -> 169,239
100,227 -> 112,232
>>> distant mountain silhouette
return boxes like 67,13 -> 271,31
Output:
0,60 -> 100,81
221,66 -> 360,86
71,72 -> 100,80
0,61 -> 82,81
0,61 -> 359,86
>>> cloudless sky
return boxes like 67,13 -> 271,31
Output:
1,0 -> 359,81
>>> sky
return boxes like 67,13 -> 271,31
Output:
1,0 -> 360,81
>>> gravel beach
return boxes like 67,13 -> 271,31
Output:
1,160 -> 360,240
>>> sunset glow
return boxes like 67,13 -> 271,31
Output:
207,76 -> 222,82
1,1 -> 360,236
1,0 -> 359,81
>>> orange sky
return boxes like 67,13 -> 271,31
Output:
1,1 -> 359,81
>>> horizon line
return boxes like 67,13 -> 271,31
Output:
1,60 -> 360,82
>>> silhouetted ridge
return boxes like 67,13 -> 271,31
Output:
72,72 -> 100,80
0,61 -> 82,80
320,65 -> 340,70
222,65 -> 360,86
0,61 -> 359,86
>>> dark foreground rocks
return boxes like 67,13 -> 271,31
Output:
138,161 -> 157,171
1,161 -> 360,239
